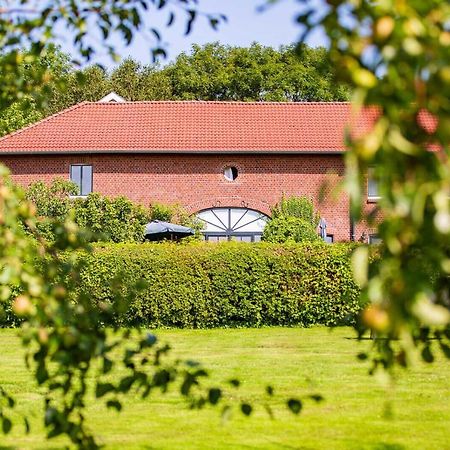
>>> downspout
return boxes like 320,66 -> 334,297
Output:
350,210 -> 356,242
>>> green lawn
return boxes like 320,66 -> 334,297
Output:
0,327 -> 449,449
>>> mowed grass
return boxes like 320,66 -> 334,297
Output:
0,327 -> 449,450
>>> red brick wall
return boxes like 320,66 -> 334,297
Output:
0,153 -> 377,241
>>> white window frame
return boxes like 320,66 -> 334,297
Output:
69,164 -> 93,198
367,167 -> 381,202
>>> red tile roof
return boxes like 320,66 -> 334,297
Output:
0,101 -> 381,154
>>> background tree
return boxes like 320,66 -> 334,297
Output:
0,42 -> 350,136
0,45 -> 72,134
164,42 -> 349,101
109,58 -> 173,101
0,97 -> 43,136
47,64 -> 110,112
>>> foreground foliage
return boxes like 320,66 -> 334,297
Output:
296,0 -> 450,368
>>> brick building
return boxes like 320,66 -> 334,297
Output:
0,94 -> 381,242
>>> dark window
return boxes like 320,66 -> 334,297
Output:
324,234 -> 334,243
70,164 -> 93,196
369,234 -> 382,244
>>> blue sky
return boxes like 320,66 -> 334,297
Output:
59,0 -> 328,68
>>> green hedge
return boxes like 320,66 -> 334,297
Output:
66,242 -> 361,328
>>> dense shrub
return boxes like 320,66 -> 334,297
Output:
263,196 -> 321,243
53,241 -> 362,328
25,179 -> 150,242
24,180 -> 203,242
25,179 -> 79,241
262,217 -> 321,243
271,195 -> 320,225
73,193 -> 149,243
149,202 -> 174,222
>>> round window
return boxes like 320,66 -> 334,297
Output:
224,166 -> 238,181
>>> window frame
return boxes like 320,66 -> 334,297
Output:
367,167 -> 381,202
197,207 -> 268,243
368,234 -> 382,245
223,166 -> 239,182
69,164 -> 93,197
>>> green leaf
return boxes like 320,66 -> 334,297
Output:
103,357 -> 113,374
439,342 -> 450,359
36,364 -> 49,385
96,383 -> 115,398
2,417 -> 12,434
421,346 -> 434,363
240,403 -> 252,416
181,376 -> 194,396
208,388 -> 221,405
287,398 -> 302,414
106,400 -> 122,412
185,10 -> 196,35
118,376 -> 135,393
24,417 -> 30,434
352,246 -> 369,287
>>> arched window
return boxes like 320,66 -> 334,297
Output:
197,207 -> 269,242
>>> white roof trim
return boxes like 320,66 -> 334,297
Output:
99,92 -> 126,103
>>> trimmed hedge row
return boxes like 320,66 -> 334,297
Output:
69,242 -> 361,328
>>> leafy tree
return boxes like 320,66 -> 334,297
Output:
109,58 -> 173,101
0,97 -> 43,136
263,216 -> 321,243
46,64 -> 110,114
149,201 -> 204,238
24,180 -> 203,243
25,179 -> 149,243
75,42 -> 349,104
271,195 -> 320,225
0,46 -> 73,135
263,196 -> 321,243
26,179 -> 78,218
0,1 -> 225,110
25,179 -> 78,241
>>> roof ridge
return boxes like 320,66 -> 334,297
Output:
81,100 -> 353,106
0,101 -> 90,143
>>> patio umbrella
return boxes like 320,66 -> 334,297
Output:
144,220 -> 195,241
